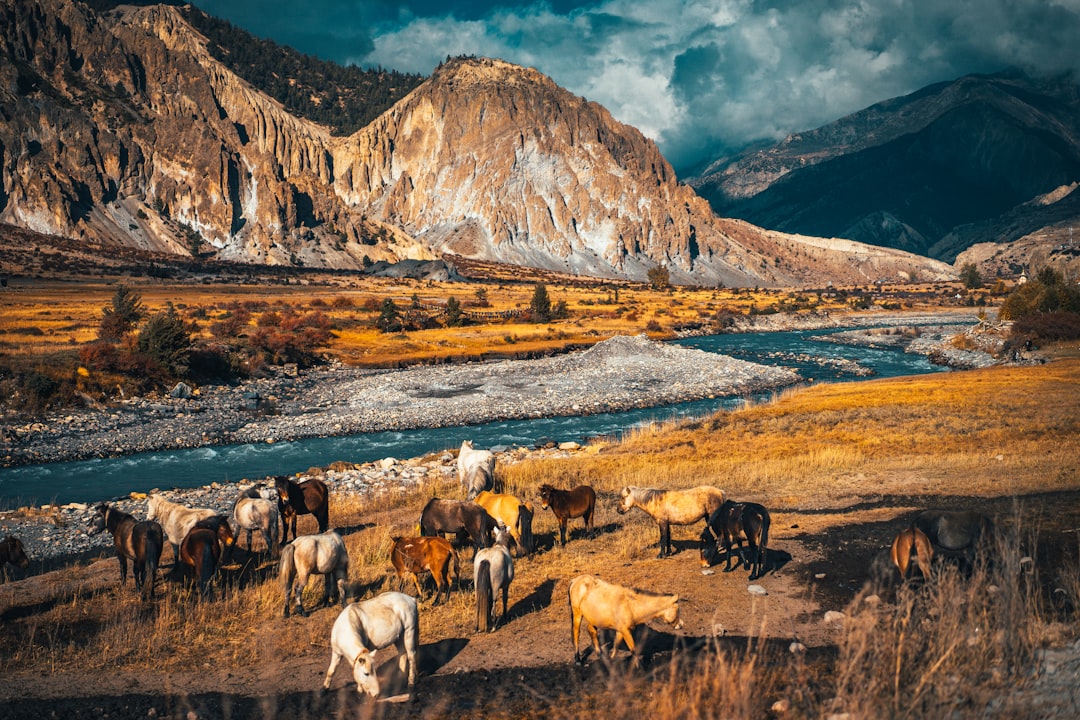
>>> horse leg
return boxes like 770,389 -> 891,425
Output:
559,519 -> 568,547
321,649 -> 343,693
658,522 -> 671,558
500,583 -> 509,623
572,608 -> 584,663
118,555 -> 128,585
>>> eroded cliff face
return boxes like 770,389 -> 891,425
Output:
0,0 -> 954,285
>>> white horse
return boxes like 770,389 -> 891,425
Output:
322,591 -> 419,700
280,529 -> 350,617
146,493 -> 219,562
232,486 -> 279,555
458,440 -> 496,500
473,523 -> 514,633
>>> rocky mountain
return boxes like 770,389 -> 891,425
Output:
0,0 -> 954,286
691,70 -> 1080,263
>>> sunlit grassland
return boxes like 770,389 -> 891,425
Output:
0,276 -> 968,369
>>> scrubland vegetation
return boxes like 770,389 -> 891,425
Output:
1,351 -> 1077,718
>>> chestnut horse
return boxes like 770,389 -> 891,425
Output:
891,526 -> 934,581
618,485 -> 726,558
86,503 -> 164,600
274,475 -> 330,545
538,484 -> 596,546
700,500 -> 771,580
0,535 -> 30,583
179,526 -> 222,597
390,535 -> 459,606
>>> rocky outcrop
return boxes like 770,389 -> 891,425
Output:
0,0 -> 955,285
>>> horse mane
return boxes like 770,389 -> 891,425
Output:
630,487 -> 662,505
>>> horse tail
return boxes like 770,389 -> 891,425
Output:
279,543 -> 296,588
198,540 -> 216,595
476,559 -> 492,633
519,503 -> 534,554
756,508 -> 771,577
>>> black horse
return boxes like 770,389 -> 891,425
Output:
913,509 -> 994,573
419,498 -> 496,552
0,535 -> 30,583
273,475 -> 330,545
87,503 -> 164,600
700,500 -> 771,580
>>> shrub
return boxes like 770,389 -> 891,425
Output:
376,299 -> 402,333
530,284 -> 552,323
98,285 -> 145,341
136,303 -> 192,378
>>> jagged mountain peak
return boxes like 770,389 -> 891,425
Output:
0,0 -> 954,286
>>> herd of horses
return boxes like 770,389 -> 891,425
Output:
2,439 -> 998,701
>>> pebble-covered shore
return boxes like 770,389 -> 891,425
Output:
0,334 -> 800,468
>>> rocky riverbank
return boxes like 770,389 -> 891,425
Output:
1,334 -> 800,468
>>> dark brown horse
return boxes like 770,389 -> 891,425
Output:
179,527 -> 222,597
538,484 -> 596,546
390,535 -> 459,605
87,503 -> 164,600
419,498 -> 495,552
0,535 -> 30,583
274,475 -> 330,545
700,500 -> 771,580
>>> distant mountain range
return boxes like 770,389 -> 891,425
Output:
0,0 -> 959,286
689,70 -> 1080,265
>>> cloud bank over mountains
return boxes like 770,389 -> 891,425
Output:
193,0 -> 1080,171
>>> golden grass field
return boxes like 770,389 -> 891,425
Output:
0,344 -> 1077,719
0,272 -> 982,369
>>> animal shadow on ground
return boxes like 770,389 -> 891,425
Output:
701,547 -> 793,577
531,522 -> 619,553
507,578 -> 557,621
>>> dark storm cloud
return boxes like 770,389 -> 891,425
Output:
191,0 -> 1080,171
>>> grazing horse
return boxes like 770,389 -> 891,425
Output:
891,526 -> 934,581
538,484 -> 596,546
146,493 -> 218,562
458,440 -> 496,499
274,475 -> 330,545
419,498 -> 495,552
87,503 -> 164,600
474,490 -> 535,555
390,536 -> 459,606
914,509 -> 994,572
322,591 -> 419,700
232,486 -> 279,554
280,529 -> 350,617
568,574 -> 682,664
474,524 -> 515,633
617,485 -> 726,558
179,526 -> 222,597
700,500 -> 771,580
0,536 -> 30,583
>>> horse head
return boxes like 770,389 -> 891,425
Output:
662,599 -> 683,629
538,484 -> 553,509
699,525 -> 719,567
351,649 -> 380,697
616,487 -> 635,514
3,536 -> 30,568
86,504 -> 109,535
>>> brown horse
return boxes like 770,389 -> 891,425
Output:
891,526 -> 934,580
419,498 -> 496,552
179,527 -> 222,597
0,535 -> 30,583
538,484 -> 596,546
390,536 -> 460,605
86,503 -> 164,600
700,500 -> 771,580
618,485 -> 726,558
274,475 -> 330,545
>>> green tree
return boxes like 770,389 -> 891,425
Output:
136,303 -> 192,377
99,285 -> 145,341
474,287 -> 489,307
960,263 -> 982,289
445,296 -> 464,327
530,283 -> 552,323
647,265 -> 670,290
376,298 -> 402,333
999,267 -> 1080,320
